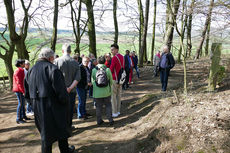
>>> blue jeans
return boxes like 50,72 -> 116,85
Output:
160,68 -> 170,91
134,65 -> 140,78
76,88 -> 87,118
69,92 -> 76,126
15,92 -> 26,121
26,99 -> 33,113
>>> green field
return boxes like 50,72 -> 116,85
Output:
0,32 -> 230,77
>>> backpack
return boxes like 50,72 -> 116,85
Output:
95,67 -> 109,87
160,52 -> 175,69
115,55 -> 126,84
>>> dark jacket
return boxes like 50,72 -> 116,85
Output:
77,64 -> 88,89
133,55 -> 138,67
24,59 -> 71,146
124,54 -> 130,71
159,52 -> 175,70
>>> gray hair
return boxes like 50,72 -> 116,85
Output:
162,45 -> 169,52
38,48 -> 55,59
62,43 -> 71,53
25,60 -> 30,65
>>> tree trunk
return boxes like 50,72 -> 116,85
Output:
151,0 -> 157,64
186,0 -> 195,58
178,0 -> 187,63
51,0 -> 58,52
15,38 -> 29,59
140,0 -> 150,65
4,56 -> 14,89
113,0 -> 118,44
137,0 -> 144,66
85,0 -> 97,57
208,43 -> 221,91
194,0 -> 214,60
164,0 -> 181,51
205,21 -> 211,56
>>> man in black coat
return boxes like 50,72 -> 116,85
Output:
24,48 -> 75,153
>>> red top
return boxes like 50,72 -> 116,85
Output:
105,60 -> 111,68
110,53 -> 124,80
13,67 -> 25,93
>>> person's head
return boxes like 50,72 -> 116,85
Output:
38,48 -> 55,63
62,44 -> 71,55
89,53 -> 95,59
15,59 -> 25,68
111,44 -> 119,56
126,50 -> 130,55
73,54 -> 78,62
105,53 -> 111,61
92,58 -> 98,66
98,56 -> 106,64
162,45 -> 169,53
82,57 -> 90,67
25,60 -> 30,70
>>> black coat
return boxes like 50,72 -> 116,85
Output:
77,64 -> 88,89
24,59 -> 71,146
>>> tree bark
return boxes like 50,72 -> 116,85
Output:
186,0 -> 195,58
208,43 -> 221,91
178,0 -> 187,63
194,0 -> 214,60
137,0 -> 144,66
51,0 -> 59,52
151,0 -> 157,64
164,0 -> 181,51
84,0 -> 97,57
113,0 -> 118,44
205,21 -> 211,56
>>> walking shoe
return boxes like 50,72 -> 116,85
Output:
112,113 -> 118,118
109,121 -> 114,126
117,112 -> 121,116
97,120 -> 104,125
68,145 -> 75,153
16,119 -> 25,124
23,116 -> 31,120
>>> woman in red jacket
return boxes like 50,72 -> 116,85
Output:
13,59 -> 30,124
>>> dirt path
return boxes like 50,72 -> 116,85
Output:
0,57 -> 229,153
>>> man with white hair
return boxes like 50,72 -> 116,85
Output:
24,48 -> 75,153
159,45 -> 175,91
54,44 -> 81,128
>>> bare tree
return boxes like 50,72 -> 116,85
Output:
50,0 -> 58,52
3,0 -> 32,60
113,0 -> 118,44
0,26 -> 15,89
151,0 -> 157,64
186,0 -> 195,58
164,0 -> 181,51
194,0 -> 214,60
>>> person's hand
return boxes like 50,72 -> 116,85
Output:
67,87 -> 71,93
88,83 -> 92,86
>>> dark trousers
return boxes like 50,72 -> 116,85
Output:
95,96 -> 113,124
69,92 -> 76,126
123,69 -> 130,89
42,138 -> 69,153
134,65 -> 140,78
160,68 -> 170,91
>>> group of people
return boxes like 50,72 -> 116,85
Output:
12,43 -> 174,153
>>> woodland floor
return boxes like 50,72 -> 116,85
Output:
0,56 -> 230,153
